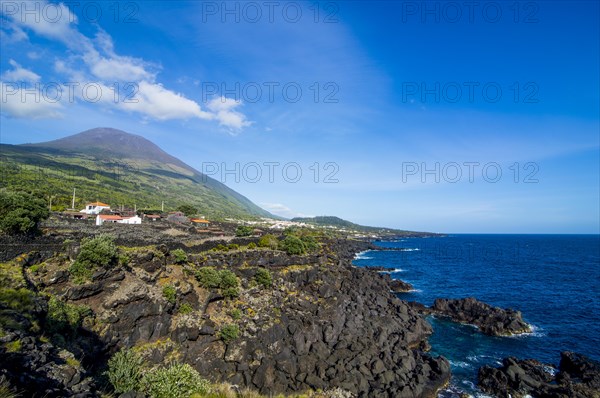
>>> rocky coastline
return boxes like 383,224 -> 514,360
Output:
0,227 -> 450,398
478,351 -> 600,397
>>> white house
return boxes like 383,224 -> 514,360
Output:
119,215 -> 142,225
96,214 -> 142,226
81,202 -> 111,215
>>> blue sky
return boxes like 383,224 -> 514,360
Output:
1,0 -> 598,233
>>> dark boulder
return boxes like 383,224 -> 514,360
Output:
478,352 -> 600,398
432,297 -> 531,336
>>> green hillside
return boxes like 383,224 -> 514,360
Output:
0,128 -> 274,220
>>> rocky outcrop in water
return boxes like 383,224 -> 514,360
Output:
478,351 -> 600,397
431,297 -> 531,336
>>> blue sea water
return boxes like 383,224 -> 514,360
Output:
352,234 -> 600,397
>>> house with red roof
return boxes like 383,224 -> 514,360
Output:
80,201 -> 111,215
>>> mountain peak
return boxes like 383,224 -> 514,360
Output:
24,127 -> 178,164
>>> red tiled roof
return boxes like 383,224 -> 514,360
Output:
99,215 -> 122,220
191,218 -> 210,223
87,202 -> 110,207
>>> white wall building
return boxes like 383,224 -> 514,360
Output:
81,202 -> 111,215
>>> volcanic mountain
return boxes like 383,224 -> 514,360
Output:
0,127 -> 273,219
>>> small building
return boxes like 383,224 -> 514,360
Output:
62,211 -> 88,220
190,218 -> 210,227
145,214 -> 162,222
96,215 -> 122,225
96,214 -> 142,226
81,202 -> 111,215
120,215 -> 142,225
167,212 -> 189,223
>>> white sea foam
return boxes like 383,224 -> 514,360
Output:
378,268 -> 404,273
402,248 -> 420,252
449,360 -> 472,369
509,324 -> 545,338
354,250 -> 373,260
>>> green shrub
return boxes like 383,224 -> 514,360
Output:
195,267 -> 221,288
4,339 -> 22,353
300,235 -> 320,252
195,268 -> 239,298
219,270 -> 239,289
227,243 -> 239,251
69,235 -> 118,283
162,285 -> 177,304
106,348 -> 144,394
257,234 -> 279,250
0,288 -> 35,313
229,309 -> 242,320
280,235 -> 306,255
222,287 -> 239,299
0,190 -> 50,235
46,296 -> 90,336
171,249 -> 187,264
218,324 -> 239,343
119,254 -> 130,267
213,244 -> 229,252
178,303 -> 193,314
0,375 -> 18,398
235,225 -> 253,237
140,363 -> 210,398
254,268 -> 272,288
246,242 -> 257,250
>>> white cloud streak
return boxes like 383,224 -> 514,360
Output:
1,0 -> 252,130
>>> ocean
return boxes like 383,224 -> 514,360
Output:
352,234 -> 600,397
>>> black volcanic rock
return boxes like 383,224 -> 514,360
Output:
389,279 -> 414,293
478,352 -> 600,398
3,233 -> 450,397
432,297 -> 531,336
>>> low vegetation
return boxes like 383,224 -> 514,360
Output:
254,268 -> 273,288
171,248 -> 188,264
162,285 -> 177,304
107,349 -> 210,398
69,235 -> 118,283
218,324 -> 239,343
106,348 -> 145,394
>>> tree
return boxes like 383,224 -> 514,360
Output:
258,234 -> 279,249
280,235 -> 306,255
0,190 -> 50,235
176,204 -> 198,216
235,225 -> 253,237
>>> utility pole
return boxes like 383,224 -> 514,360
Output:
161,201 -> 164,212
72,188 -> 76,210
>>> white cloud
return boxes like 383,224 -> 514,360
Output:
0,82 -> 63,119
88,56 -> 153,81
4,0 -> 79,44
2,0 -> 253,130
119,81 -> 213,121
1,60 -> 41,82
0,22 -> 28,43
207,97 -> 253,131
260,203 -> 310,219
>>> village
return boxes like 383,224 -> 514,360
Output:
54,200 -> 338,238
59,201 -> 212,227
